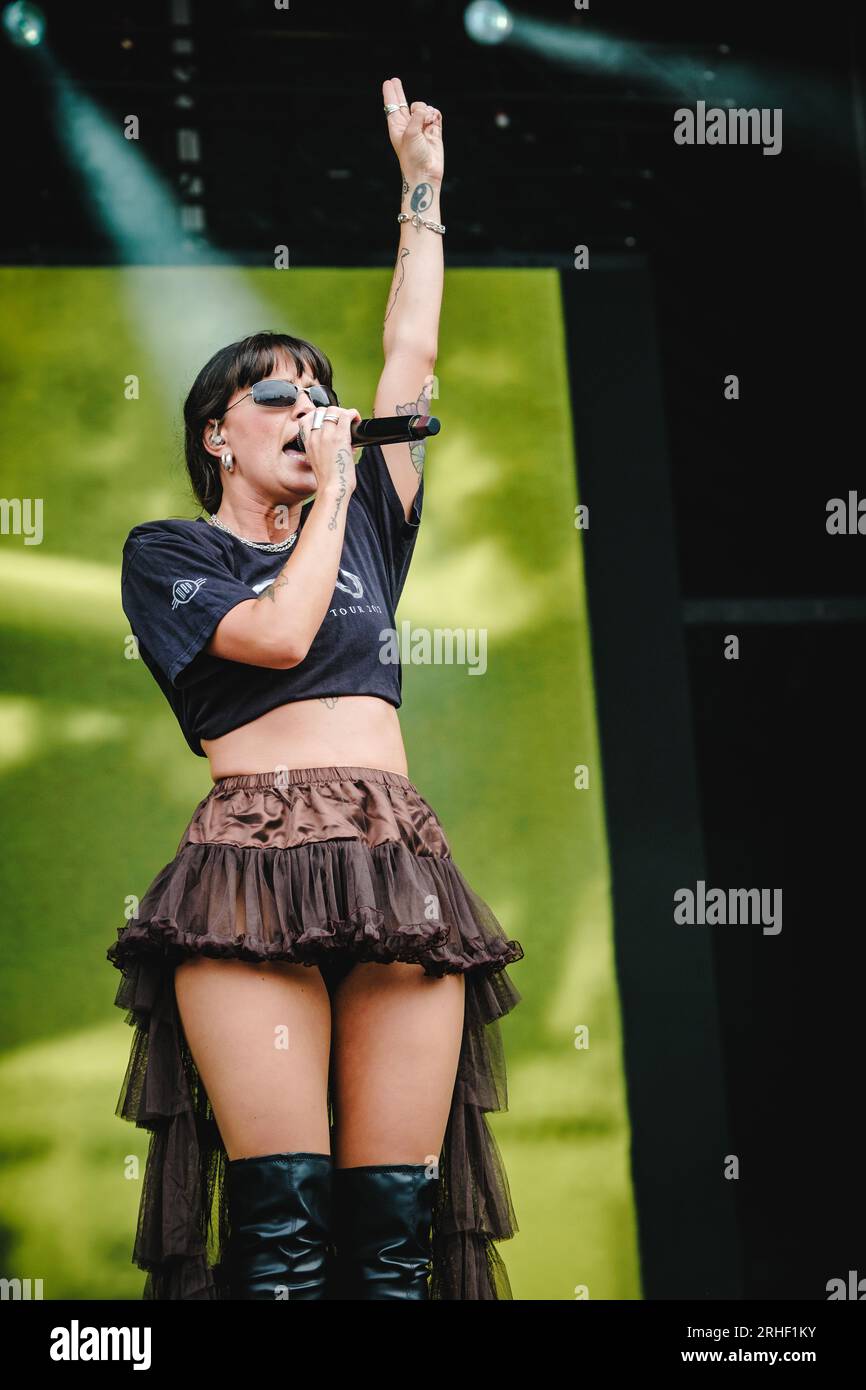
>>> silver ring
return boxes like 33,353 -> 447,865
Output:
310,408 -> 341,431
384,102 -> 409,115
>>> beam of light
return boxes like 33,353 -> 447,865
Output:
26,45 -> 303,412
513,16 -> 710,98
2,1 -> 45,48
464,1 -> 513,46
42,47 -> 209,265
464,6 -> 842,151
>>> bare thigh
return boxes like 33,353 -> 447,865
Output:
174,957 -> 332,1160
329,961 -> 465,1168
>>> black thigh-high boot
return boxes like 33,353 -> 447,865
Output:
226,1151 -> 333,1300
330,1163 -> 437,1300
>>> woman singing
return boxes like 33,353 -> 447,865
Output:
106,77 -> 524,1301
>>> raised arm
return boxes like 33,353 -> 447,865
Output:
375,77 -> 444,520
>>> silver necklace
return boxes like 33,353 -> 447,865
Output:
207,512 -> 300,552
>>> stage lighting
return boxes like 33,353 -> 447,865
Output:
2,1 -> 45,47
464,1 -> 513,46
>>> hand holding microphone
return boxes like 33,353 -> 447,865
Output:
297,406 -> 362,498
298,406 -> 442,496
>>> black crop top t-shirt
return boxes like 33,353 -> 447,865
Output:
120,443 -> 423,757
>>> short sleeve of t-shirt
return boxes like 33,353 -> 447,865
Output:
353,442 -> 424,606
121,523 -> 255,688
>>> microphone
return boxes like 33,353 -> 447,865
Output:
350,414 -> 441,447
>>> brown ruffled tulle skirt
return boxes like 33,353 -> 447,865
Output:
106,765 -> 524,1300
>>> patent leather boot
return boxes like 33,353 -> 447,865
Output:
331,1163 -> 436,1300
226,1151 -> 333,1300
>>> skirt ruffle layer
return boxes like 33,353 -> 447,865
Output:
106,767 -> 524,1300
107,838 -> 522,976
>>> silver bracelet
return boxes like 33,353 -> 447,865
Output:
398,212 -> 446,235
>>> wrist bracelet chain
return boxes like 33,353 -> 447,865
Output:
398,211 -> 446,235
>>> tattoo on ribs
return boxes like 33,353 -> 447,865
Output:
318,696 -> 340,709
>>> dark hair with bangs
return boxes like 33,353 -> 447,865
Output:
183,331 -> 340,512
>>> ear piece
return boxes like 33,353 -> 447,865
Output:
210,422 -> 225,446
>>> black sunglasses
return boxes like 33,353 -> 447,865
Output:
222,379 -> 337,413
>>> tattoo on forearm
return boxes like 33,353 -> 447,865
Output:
384,248 -> 410,324
395,375 -> 435,476
327,448 -> 351,529
409,182 -> 434,213
385,184 -> 436,327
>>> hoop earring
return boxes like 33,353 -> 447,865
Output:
221,451 -> 234,472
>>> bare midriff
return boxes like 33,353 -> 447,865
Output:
200,696 -> 410,780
